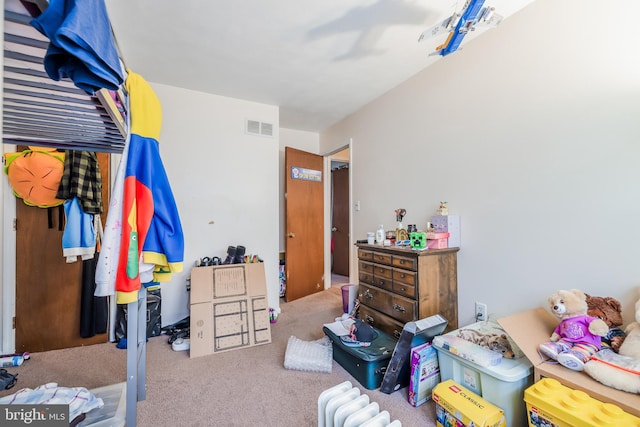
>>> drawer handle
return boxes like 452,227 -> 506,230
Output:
393,303 -> 406,313
393,330 -> 401,339
378,280 -> 386,287
365,315 -> 374,324
399,260 -> 405,265
400,287 -> 406,292
400,273 -> 405,278
363,290 -> 373,299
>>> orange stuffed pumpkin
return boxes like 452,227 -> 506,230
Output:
4,147 -> 65,208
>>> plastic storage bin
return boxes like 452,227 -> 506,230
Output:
433,330 -> 533,427
433,379 -> 506,427
524,378 -> 640,427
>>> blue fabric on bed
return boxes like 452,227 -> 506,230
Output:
31,0 -> 124,94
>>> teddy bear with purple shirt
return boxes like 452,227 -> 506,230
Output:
538,289 -> 609,371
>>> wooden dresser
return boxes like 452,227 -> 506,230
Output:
356,244 -> 459,339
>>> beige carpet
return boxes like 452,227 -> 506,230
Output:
0,287 -> 436,426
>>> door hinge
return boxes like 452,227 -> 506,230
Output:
13,218 -> 17,231
13,316 -> 16,330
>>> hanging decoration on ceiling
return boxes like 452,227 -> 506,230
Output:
418,0 -> 503,57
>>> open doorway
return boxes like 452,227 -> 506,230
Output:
329,147 -> 350,289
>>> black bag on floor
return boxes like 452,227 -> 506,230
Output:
115,288 -> 162,340
0,369 -> 17,390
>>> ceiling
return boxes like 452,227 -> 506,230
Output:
104,0 -> 536,132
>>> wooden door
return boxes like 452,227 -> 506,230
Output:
284,147 -> 324,302
331,167 -> 349,276
15,151 -> 110,352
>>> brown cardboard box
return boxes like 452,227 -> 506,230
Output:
498,307 -> 640,417
190,263 -> 271,358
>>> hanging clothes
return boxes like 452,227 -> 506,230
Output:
80,251 -> 108,338
56,150 -> 103,214
61,197 -> 97,263
94,135 -> 129,298
97,70 -> 184,304
30,0 -> 124,94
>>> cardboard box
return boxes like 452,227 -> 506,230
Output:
524,378 -> 640,427
432,379 -> 506,427
498,307 -> 640,417
190,263 -> 271,358
408,342 -> 440,407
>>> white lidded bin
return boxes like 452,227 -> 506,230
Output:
433,328 -> 533,427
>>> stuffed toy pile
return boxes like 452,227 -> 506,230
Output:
585,293 -> 626,352
538,289 -> 608,371
457,328 -> 515,358
584,297 -> 640,394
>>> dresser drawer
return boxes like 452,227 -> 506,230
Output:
358,249 -> 373,261
392,268 -> 416,298
358,305 -> 404,340
391,255 -> 417,271
372,264 -> 393,291
371,251 -> 392,266
359,271 -> 374,285
358,285 -> 415,324
358,261 -> 374,285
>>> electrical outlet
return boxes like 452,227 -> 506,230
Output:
475,302 -> 488,322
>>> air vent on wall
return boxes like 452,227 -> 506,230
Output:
246,119 -> 274,137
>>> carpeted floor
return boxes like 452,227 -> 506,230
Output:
0,287 -> 437,426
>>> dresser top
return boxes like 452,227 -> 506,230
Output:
356,243 -> 459,257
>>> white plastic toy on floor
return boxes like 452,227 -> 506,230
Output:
584,297 -> 640,394
172,337 -> 190,352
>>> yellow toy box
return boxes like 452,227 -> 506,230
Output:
524,378 -> 640,427
432,379 -> 506,427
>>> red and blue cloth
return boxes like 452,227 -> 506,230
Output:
114,71 -> 184,304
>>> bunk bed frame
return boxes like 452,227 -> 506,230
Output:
3,2 -> 144,425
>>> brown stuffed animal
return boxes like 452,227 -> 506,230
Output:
457,329 -> 515,358
586,293 -> 626,353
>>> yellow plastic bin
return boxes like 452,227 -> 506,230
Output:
524,378 -> 640,427
433,379 -> 506,427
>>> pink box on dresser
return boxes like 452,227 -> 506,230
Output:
431,215 -> 460,247
427,238 -> 448,249
426,232 -> 450,240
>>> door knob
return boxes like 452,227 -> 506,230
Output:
332,227 -> 337,232
288,232 -> 295,238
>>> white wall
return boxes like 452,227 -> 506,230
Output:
320,0 -> 640,326
153,83 -> 281,326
